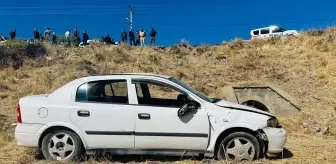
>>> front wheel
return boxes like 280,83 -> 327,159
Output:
41,130 -> 83,161
216,132 -> 260,162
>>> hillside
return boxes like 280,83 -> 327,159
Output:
0,28 -> 336,163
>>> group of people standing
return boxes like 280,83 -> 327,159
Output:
2,27 -> 157,47
32,27 -> 89,47
64,28 -> 89,47
33,27 -> 57,44
120,28 -> 157,46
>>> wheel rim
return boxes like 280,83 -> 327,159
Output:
47,132 -> 75,160
220,137 -> 255,162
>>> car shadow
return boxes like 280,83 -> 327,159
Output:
34,149 -> 206,162
86,154 -> 206,163
267,148 -> 293,160
87,148 -> 294,163
34,148 -> 293,162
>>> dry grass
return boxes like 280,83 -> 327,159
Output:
1,28 -> 336,163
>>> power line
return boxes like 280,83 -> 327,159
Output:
0,2 -> 298,10
0,7 -> 149,14
154,18 -> 336,28
0,11 -> 149,16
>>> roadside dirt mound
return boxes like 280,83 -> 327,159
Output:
0,28 -> 336,163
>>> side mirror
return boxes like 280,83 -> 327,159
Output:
177,100 -> 200,117
177,93 -> 189,104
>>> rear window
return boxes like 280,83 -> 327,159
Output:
260,28 -> 270,34
76,83 -> 88,101
75,79 -> 129,104
253,30 -> 259,35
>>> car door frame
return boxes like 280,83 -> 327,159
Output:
128,77 -> 210,151
129,77 -> 205,105
69,76 -> 135,149
260,27 -> 270,39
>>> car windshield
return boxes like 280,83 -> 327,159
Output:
169,77 -> 214,103
272,26 -> 286,33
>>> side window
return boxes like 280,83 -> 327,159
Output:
135,83 -> 144,98
133,81 -> 188,107
75,79 -> 129,104
76,83 -> 88,102
253,30 -> 259,35
148,83 -> 180,100
260,28 -> 270,34
111,81 -> 128,96
105,84 -> 113,96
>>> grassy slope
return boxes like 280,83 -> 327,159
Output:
0,28 -> 336,163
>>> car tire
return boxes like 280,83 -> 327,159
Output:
41,130 -> 83,161
216,132 -> 260,162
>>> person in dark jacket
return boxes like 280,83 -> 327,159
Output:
52,32 -> 57,45
74,28 -> 79,38
129,30 -> 135,46
121,29 -> 127,43
150,28 -> 157,46
135,31 -> 140,46
10,29 -> 16,40
82,30 -> 89,45
103,33 -> 113,44
74,28 -> 80,46
33,29 -> 41,43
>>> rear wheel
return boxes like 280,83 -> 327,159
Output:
217,132 -> 260,162
41,130 -> 83,161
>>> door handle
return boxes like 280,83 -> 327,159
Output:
138,113 -> 150,120
77,110 -> 90,117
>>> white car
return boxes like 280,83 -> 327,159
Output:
250,25 -> 299,40
78,40 -> 97,47
0,36 -> 7,44
14,73 -> 287,162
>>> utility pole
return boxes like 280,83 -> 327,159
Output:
128,5 -> 133,31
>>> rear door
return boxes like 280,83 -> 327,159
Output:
69,78 -> 134,149
251,30 -> 260,39
130,78 -> 210,151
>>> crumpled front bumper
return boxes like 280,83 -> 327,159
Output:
258,126 -> 287,155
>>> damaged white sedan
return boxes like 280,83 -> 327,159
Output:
14,73 -> 287,162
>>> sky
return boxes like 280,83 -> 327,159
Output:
0,0 -> 335,46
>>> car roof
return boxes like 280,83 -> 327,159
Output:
47,73 -> 172,101
251,25 -> 280,31
82,73 -> 171,79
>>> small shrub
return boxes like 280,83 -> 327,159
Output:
0,40 -> 47,69
229,38 -> 245,49
169,45 -> 181,54
306,29 -> 325,36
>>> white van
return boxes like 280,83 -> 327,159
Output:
250,25 -> 299,40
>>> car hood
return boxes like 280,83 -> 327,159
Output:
214,99 -> 275,117
284,30 -> 300,35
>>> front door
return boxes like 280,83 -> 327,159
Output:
130,79 -> 210,151
260,28 -> 270,39
70,79 -> 134,149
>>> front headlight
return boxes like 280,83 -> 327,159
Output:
267,117 -> 280,128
